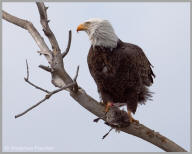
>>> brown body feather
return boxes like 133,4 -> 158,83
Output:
87,40 -> 155,114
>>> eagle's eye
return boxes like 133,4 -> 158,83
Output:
85,21 -> 91,26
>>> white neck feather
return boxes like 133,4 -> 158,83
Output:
87,21 -> 119,49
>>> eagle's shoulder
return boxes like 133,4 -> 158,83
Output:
117,40 -> 143,56
116,40 -> 155,85
114,41 -> 143,66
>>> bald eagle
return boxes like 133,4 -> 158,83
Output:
77,18 -> 155,123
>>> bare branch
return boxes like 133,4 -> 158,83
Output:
39,64 -> 53,73
62,30 -> 72,58
2,10 -> 28,29
71,91 -> 187,152
36,2 -> 60,52
24,78 -> 50,93
24,61 -> 50,93
15,97 -> 47,119
2,10 -> 52,63
26,60 -> 29,80
73,65 -> 79,82
24,78 -> 50,94
15,82 -> 76,119
71,66 -> 79,93
120,123 -> 187,152
50,82 -> 76,96
36,2 -> 72,87
2,10 -> 70,88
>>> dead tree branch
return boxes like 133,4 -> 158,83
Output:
15,96 -> 47,119
2,4 -> 187,152
24,60 -> 50,93
36,2 -> 73,89
2,10 -> 52,63
62,30 -> 72,58
36,2 -> 60,52
25,60 -> 29,79
15,61 -> 79,118
38,64 -> 52,73
73,65 -> 79,82
25,79 -> 50,93
15,81 -> 77,119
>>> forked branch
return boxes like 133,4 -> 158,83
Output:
15,62 -> 79,119
36,2 -> 60,52
25,60 -> 50,93
15,81 -> 76,119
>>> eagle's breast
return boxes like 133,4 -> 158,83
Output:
87,46 -> 114,77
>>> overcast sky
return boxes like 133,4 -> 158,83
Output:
2,2 -> 190,152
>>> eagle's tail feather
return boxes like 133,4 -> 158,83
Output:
138,86 -> 153,105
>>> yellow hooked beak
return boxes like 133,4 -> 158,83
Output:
76,23 -> 88,32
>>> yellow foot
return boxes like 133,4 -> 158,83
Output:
129,117 -> 139,123
128,111 -> 139,123
105,102 -> 113,114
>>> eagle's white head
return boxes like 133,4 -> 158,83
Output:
77,18 -> 119,48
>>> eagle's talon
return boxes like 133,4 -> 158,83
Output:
129,117 -> 139,124
105,102 -> 113,113
128,111 -> 139,124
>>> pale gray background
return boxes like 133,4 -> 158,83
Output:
2,2 -> 190,152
